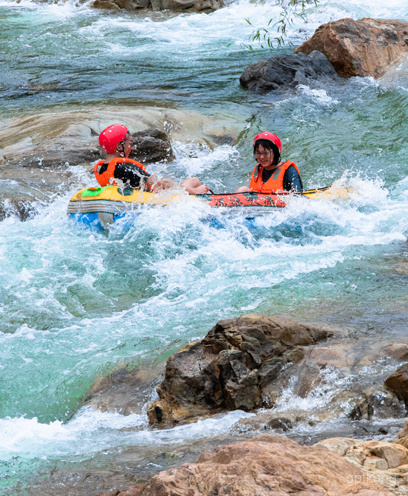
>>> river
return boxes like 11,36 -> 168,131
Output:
1,0 -> 408,494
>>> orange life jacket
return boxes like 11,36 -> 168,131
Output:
248,160 -> 300,193
93,158 -> 149,187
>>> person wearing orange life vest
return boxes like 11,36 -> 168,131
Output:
236,132 -> 303,194
94,124 -> 209,194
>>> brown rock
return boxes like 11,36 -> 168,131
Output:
147,314 -> 332,426
396,419 -> 408,449
295,18 -> 408,78
99,435 -> 395,496
319,437 -> 408,469
385,343 -> 408,361
385,363 -> 408,408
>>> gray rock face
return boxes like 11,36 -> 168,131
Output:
349,391 -> 404,421
129,128 -> 175,164
239,50 -> 337,93
146,314 -> 332,426
6,127 -> 173,169
84,363 -> 164,415
91,0 -> 224,13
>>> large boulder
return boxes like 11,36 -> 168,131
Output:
240,50 -> 337,93
147,314 -> 332,426
91,0 -> 223,13
295,18 -> 408,78
97,434 -> 396,496
5,127 -> 174,169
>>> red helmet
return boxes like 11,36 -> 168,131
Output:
99,124 -> 129,154
252,132 -> 282,153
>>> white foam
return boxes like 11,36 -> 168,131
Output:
0,407 -> 253,462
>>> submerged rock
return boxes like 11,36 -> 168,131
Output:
349,391 -> 404,421
240,50 -> 337,93
147,314 -> 332,426
0,199 -> 37,222
97,434 -> 396,496
90,0 -> 224,13
295,18 -> 408,78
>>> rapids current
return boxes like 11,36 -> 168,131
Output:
1,0 -> 408,493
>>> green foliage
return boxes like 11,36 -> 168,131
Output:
245,0 -> 319,51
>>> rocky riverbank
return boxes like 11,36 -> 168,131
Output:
240,18 -> 408,93
89,315 -> 408,496
99,433 -> 408,496
25,313 -> 407,496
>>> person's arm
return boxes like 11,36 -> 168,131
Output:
146,175 -> 175,191
146,176 -> 209,194
283,166 -> 303,193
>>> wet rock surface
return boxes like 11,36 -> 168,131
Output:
295,18 -> 408,78
349,391 -> 404,421
385,364 -> 408,409
3,127 -> 173,170
24,434 -> 248,496
240,50 -> 337,93
98,434 -> 398,496
84,362 -> 164,415
90,0 -> 224,13
147,314 -> 333,426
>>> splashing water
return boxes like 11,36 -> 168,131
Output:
1,0 -> 408,493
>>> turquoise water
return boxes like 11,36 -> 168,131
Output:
1,0 -> 408,492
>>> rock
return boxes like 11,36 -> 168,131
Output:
147,314 -> 332,426
318,437 -> 408,494
240,50 -> 337,93
5,127 -> 173,169
266,416 -> 293,432
396,420 -> 408,450
349,391 -> 404,421
319,437 -> 408,478
97,434 -> 395,496
84,362 -> 164,415
295,18 -> 408,78
385,343 -> 408,361
90,0 -> 223,12
385,363 -> 408,409
0,199 -> 37,222
129,128 -> 174,163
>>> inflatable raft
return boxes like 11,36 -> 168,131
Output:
67,184 -> 342,230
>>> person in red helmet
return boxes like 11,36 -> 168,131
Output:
236,132 -> 303,194
94,124 -> 209,194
